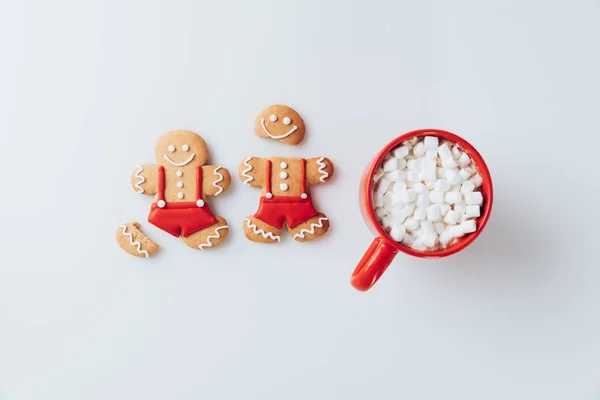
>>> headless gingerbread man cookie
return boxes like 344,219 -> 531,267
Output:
132,130 -> 231,250
240,105 -> 334,243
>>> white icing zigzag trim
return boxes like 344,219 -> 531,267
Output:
293,217 -> 328,240
242,157 -> 254,185
212,166 -> 224,196
244,218 -> 280,242
134,165 -> 145,193
120,225 -> 149,258
316,157 -> 329,183
199,225 -> 228,250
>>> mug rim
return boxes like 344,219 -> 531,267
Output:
364,128 -> 494,258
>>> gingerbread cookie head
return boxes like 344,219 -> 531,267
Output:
254,105 -> 305,146
155,130 -> 209,168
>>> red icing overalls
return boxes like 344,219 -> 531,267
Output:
148,166 -> 218,237
253,159 -> 319,229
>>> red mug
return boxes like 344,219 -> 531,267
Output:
351,128 -> 494,292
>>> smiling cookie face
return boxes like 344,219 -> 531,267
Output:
155,130 -> 209,168
254,105 -> 305,146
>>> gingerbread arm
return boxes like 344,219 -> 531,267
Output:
306,157 -> 334,185
131,163 -> 159,195
202,165 -> 231,197
238,157 -> 266,188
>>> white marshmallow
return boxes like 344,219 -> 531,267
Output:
421,219 -> 434,232
453,202 -> 467,214
401,189 -> 417,203
416,194 -> 430,207
442,157 -> 459,169
412,182 -> 427,194
407,170 -> 421,183
414,206 -> 427,220
424,136 -> 439,150
409,137 -> 418,145
436,167 -> 446,179
380,216 -> 392,230
452,145 -> 462,159
439,230 -> 454,246
425,180 -> 436,190
421,158 -> 436,171
389,225 -> 406,242
404,217 -> 420,231
434,179 -> 451,192
440,204 -> 451,216
437,143 -> 453,160
385,170 -> 407,182
444,190 -> 462,205
458,153 -> 471,168
464,191 -> 483,205
407,159 -> 418,170
434,222 -> 445,235
445,169 -> 462,185
425,149 -> 437,160
459,168 -> 473,181
373,191 -> 384,208
413,142 -> 426,157
469,173 -> 483,188
460,220 -> 477,234
383,158 -> 399,172
411,240 -> 427,251
393,145 -> 410,159
402,233 -> 415,247
420,169 -> 437,182
444,209 -> 459,225
373,171 -> 385,184
426,205 -> 442,222
421,231 -> 438,248
465,205 -> 481,218
375,208 -> 388,219
449,225 -> 465,238
392,181 -> 407,193
377,177 -> 392,192
460,181 -> 475,194
402,203 -> 416,216
429,190 -> 445,204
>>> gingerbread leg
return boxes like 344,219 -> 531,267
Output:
181,216 -> 229,250
243,215 -> 282,243
289,213 -> 330,242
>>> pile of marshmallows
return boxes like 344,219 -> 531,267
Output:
372,136 -> 484,251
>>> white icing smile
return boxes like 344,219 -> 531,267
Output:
163,153 -> 195,167
260,118 -> 298,140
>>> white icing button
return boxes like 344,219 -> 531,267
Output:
280,162 -> 287,169
176,170 -> 183,177
266,192 -> 273,199
280,183 -> 288,191
269,114 -> 277,122
283,117 -> 291,125
168,145 -> 175,152
182,144 -> 189,152
157,200 -> 166,208
280,171 -> 288,179
196,199 -> 205,207
177,181 -> 183,188
177,192 -> 184,199
301,193 -> 308,199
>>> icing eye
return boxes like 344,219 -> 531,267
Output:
182,144 -> 190,152
282,117 -> 291,125
269,114 -> 277,122
168,145 -> 175,152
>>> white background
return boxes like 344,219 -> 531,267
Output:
1,0 -> 599,399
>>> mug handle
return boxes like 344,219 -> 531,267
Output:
351,237 -> 398,291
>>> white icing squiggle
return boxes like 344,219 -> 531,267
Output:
120,225 -> 149,258
260,118 -> 298,140
199,225 -> 228,250
316,157 -> 329,183
244,218 -> 280,242
212,166 -> 224,196
293,217 -> 328,240
134,165 -> 145,193
242,157 -> 254,185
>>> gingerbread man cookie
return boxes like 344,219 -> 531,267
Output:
132,130 -> 231,250
241,105 -> 334,243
